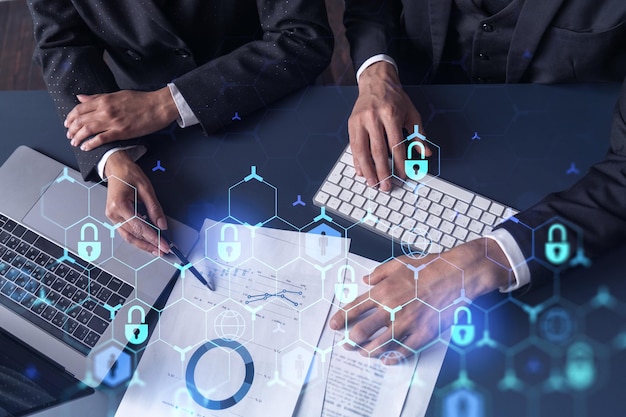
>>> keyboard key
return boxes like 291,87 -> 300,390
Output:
404,192 -> 417,205
375,193 -> 390,206
351,182 -> 366,195
87,316 -> 108,334
402,218 -> 416,231
452,226 -> 469,241
416,198 -> 430,211
41,305 -> 57,321
429,203 -> 444,217
426,215 -> 441,229
83,331 -> 101,348
388,198 -> 403,212
480,212 -> 497,226
314,191 -> 329,206
375,219 -> 391,233
2,220 -> 17,232
118,282 -> 133,298
327,197 -> 341,211
454,214 -> 470,228
489,202 -> 505,217
343,165 -> 356,178
339,177 -> 354,189
441,235 -> 456,249
388,211 -> 403,225
375,206 -> 391,219
73,324 -> 89,341
441,195 -> 456,208
352,208 -> 366,222
468,220 -> 484,234
428,190 -> 443,203
440,220 -> 455,235
108,277 -> 123,293
428,228 -> 443,243
390,226 -> 403,240
328,162 -> 345,184
339,189 -> 354,203
473,195 -> 491,211
413,209 -> 428,223
51,311 -> 68,328
22,230 -> 38,244
351,194 -> 366,208
321,182 -> 341,197
454,201 -> 469,214
338,202 -> 353,217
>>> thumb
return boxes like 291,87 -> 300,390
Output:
76,94 -> 97,102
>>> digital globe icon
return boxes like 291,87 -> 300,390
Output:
214,310 -> 246,341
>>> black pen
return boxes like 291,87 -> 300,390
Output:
161,232 -> 215,291
138,206 -> 215,290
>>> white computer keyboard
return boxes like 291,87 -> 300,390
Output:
313,145 -> 518,254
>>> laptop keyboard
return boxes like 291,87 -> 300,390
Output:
0,214 -> 133,355
313,145 -> 518,253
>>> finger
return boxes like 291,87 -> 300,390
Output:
384,123 -> 407,180
70,122 -> 106,147
347,309 -> 390,349
117,224 -> 162,255
79,130 -> 121,151
76,93 -> 99,102
65,100 -> 98,131
329,293 -> 373,330
369,126 -> 392,191
137,183 -> 170,253
349,122 -> 377,183
366,259 -> 400,285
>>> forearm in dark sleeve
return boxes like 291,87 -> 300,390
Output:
497,81 -> 626,286
27,0 -> 128,181
344,0 -> 395,71
172,0 -> 333,134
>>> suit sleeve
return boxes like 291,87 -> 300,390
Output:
171,0 -> 333,134
343,0 -> 396,72
497,80 -> 626,287
27,0 -> 152,181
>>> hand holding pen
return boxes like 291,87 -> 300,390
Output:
137,205 -> 215,291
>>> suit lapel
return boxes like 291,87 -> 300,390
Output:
507,0 -> 565,82
428,0 -> 453,73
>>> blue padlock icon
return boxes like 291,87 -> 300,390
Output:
405,141 -> 428,181
451,306 -> 475,346
125,305 -> 148,345
77,223 -> 101,262
565,341 -> 595,390
335,265 -> 357,304
217,224 -> 241,263
545,223 -> 570,265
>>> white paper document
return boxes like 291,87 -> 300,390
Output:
115,220 -> 446,417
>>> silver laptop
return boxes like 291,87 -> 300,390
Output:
0,146 -> 197,390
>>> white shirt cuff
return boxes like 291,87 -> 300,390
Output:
97,146 -> 147,181
167,83 -> 200,128
484,228 -> 531,292
356,54 -> 399,84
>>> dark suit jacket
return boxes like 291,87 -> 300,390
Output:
345,0 -> 626,284
28,0 -> 333,180
345,0 -> 626,83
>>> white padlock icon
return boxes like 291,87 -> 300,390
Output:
335,265 -> 357,304
217,224 -> 241,262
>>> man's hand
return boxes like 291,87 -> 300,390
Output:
348,61 -> 430,192
329,238 -> 512,364
65,87 -> 179,151
104,150 -> 170,256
